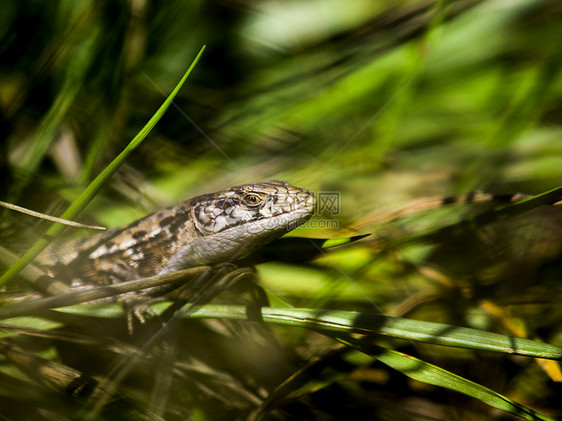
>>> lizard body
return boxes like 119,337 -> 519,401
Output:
35,181 -> 315,298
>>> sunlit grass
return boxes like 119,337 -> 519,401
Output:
1,0 -> 562,419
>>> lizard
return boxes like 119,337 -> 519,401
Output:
32,180 -> 316,326
20,183 -> 561,327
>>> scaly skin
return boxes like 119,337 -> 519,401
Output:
36,181 -> 316,290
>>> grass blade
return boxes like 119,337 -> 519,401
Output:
187,305 -> 558,420
184,306 -> 562,360
0,45 -> 206,287
346,339 -> 555,421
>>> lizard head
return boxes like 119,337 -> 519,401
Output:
188,180 -> 316,264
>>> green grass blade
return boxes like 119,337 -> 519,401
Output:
18,26 -> 100,176
347,341 -> 555,421
320,234 -> 371,248
22,303 -> 559,420
183,306 -> 562,360
0,45 -> 206,287
389,186 -> 562,249
186,305 -> 558,420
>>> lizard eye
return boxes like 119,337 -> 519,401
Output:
243,193 -> 262,206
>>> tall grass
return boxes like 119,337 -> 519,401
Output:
0,1 -> 561,419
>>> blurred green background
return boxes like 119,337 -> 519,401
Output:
3,0 -> 562,222
1,0 -> 562,420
